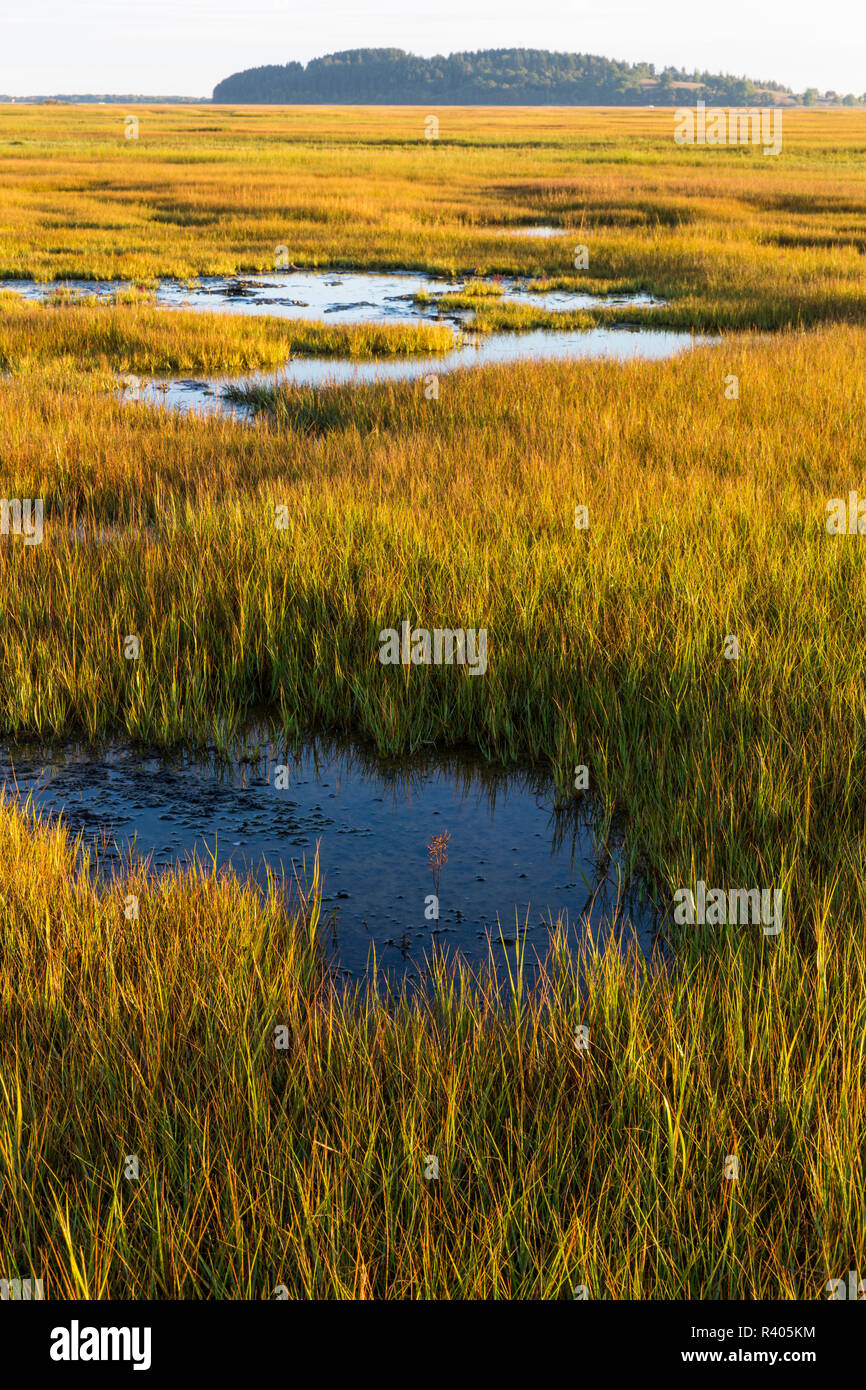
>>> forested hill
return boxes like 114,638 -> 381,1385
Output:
212,48 -> 794,106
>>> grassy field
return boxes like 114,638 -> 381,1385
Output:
1,795 -> 861,1299
0,105 -> 863,1300
1,104 -> 865,327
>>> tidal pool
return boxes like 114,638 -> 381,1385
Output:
3,269 -> 661,323
1,738 -> 655,982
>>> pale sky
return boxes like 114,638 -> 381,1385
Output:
1,0 -> 863,98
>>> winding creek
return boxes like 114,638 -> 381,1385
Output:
4,269 -> 714,421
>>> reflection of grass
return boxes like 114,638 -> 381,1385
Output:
0,295 -> 455,373
0,795 -> 860,1297
1,105 -> 866,329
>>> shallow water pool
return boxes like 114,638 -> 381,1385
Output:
2,737 -> 655,981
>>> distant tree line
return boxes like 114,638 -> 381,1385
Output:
0,95 -> 206,104
212,48 -> 817,106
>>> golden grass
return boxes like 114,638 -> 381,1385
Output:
0,293 -> 455,372
0,327 -> 864,938
0,105 -> 864,327
0,795 -> 861,1298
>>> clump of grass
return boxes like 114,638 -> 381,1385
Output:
0,296 -> 456,374
44,285 -> 158,308
276,320 -> 456,358
417,280 -> 506,309
427,829 -> 451,898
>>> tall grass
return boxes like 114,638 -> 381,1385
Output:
0,327 -> 864,939
0,797 -> 861,1298
0,294 -> 455,372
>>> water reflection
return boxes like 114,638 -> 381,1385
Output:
1,732 -> 656,982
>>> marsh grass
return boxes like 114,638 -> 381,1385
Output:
416,280 -> 505,308
0,327 -> 864,941
0,795 -> 861,1298
1,106 -> 865,329
0,295 -> 456,373
0,104 -> 864,1301
466,300 -> 598,332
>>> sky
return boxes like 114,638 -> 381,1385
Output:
1,0 -> 863,98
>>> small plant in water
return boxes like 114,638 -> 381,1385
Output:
427,830 -> 451,899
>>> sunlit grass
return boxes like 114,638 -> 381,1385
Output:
0,294 -> 455,373
0,795 -> 861,1298
0,103 -> 863,1301
0,105 -> 864,329
0,327 -> 864,941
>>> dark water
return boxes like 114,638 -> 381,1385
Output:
1,737 -> 655,981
